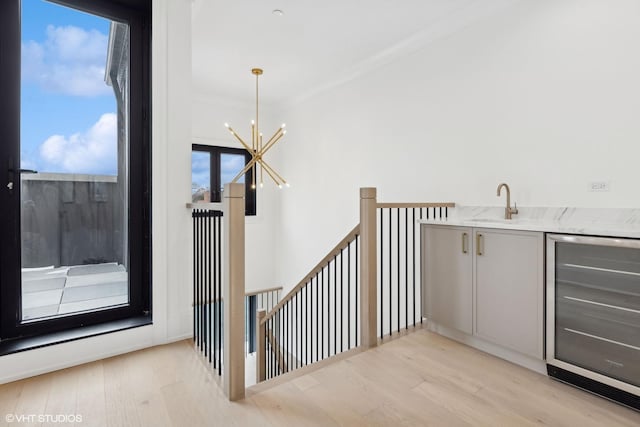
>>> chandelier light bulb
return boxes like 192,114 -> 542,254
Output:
251,120 -> 255,125
285,183 -> 290,187
283,130 -> 287,135
224,123 -> 229,128
251,184 -> 256,189
281,123 -> 286,128
278,184 -> 283,189
260,182 -> 264,188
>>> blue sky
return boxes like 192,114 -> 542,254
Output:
21,0 -> 117,175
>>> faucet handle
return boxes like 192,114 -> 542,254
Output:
512,202 -> 519,215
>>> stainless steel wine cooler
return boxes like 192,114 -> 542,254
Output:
546,234 -> 640,410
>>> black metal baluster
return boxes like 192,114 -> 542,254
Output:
294,293 -> 297,369
315,274 -> 319,362
284,301 -> 287,371
340,248 -> 344,353
405,208 -> 408,330
299,289 -> 302,367
354,235 -> 360,347
211,214 -> 220,368
289,300 -> 293,371
380,208 -> 383,340
347,242 -> 351,349
291,299 -> 294,369
199,212 -> 203,351
192,211 -> 196,344
300,287 -> 303,367
321,268 -> 324,359
419,211 -> 423,325
195,211 -> 199,349
218,214 -> 223,375
333,255 -> 338,354
445,206 -> 448,218
293,291 -> 302,368
389,208 -> 392,337
413,208 -> 416,327
209,212 -> 213,360
305,285 -> 308,366
202,212 -> 206,359
397,207 -> 400,334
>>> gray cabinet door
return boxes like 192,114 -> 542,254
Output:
474,228 -> 544,359
422,225 -> 473,334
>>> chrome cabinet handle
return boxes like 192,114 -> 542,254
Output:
462,232 -> 468,254
477,233 -> 483,256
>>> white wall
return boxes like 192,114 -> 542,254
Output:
0,0 -> 193,384
192,96 -> 279,293
274,0 -> 640,287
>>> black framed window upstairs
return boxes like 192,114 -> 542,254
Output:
0,0 -> 151,346
192,144 -> 256,216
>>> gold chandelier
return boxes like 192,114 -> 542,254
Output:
225,68 -> 289,189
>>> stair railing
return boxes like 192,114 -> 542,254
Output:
376,202 -> 453,339
255,188 -> 454,383
188,182 -> 246,401
257,224 -> 361,381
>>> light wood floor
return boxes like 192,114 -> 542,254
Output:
1,329 -> 639,426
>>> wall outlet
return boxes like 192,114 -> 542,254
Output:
589,181 -> 610,192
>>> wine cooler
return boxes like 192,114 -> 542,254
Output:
546,234 -> 640,410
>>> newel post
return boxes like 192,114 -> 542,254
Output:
256,309 -> 266,383
223,183 -> 245,401
359,187 -> 378,348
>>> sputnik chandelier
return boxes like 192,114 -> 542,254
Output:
225,68 -> 289,189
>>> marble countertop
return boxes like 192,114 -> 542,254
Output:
418,206 -> 640,239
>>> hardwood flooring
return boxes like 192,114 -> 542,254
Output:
1,328 -> 639,426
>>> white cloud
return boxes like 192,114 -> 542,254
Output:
39,113 -> 117,174
22,25 -> 111,97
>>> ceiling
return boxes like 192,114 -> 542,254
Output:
192,0 -> 518,106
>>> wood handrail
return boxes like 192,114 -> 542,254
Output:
192,286 -> 283,307
186,202 -> 224,210
376,202 -> 456,209
245,286 -> 283,297
261,224 -> 360,324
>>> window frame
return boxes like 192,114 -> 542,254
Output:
0,0 -> 151,344
192,144 -> 256,216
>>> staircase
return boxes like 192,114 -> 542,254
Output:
190,185 -> 454,399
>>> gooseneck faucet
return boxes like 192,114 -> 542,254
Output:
497,183 -> 518,220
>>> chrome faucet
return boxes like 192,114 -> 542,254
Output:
497,183 -> 518,220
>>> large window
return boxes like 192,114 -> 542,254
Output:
0,0 -> 151,346
192,144 -> 256,216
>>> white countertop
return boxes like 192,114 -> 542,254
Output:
418,206 -> 640,239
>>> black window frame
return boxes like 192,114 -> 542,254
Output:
0,0 -> 151,345
192,144 -> 256,216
